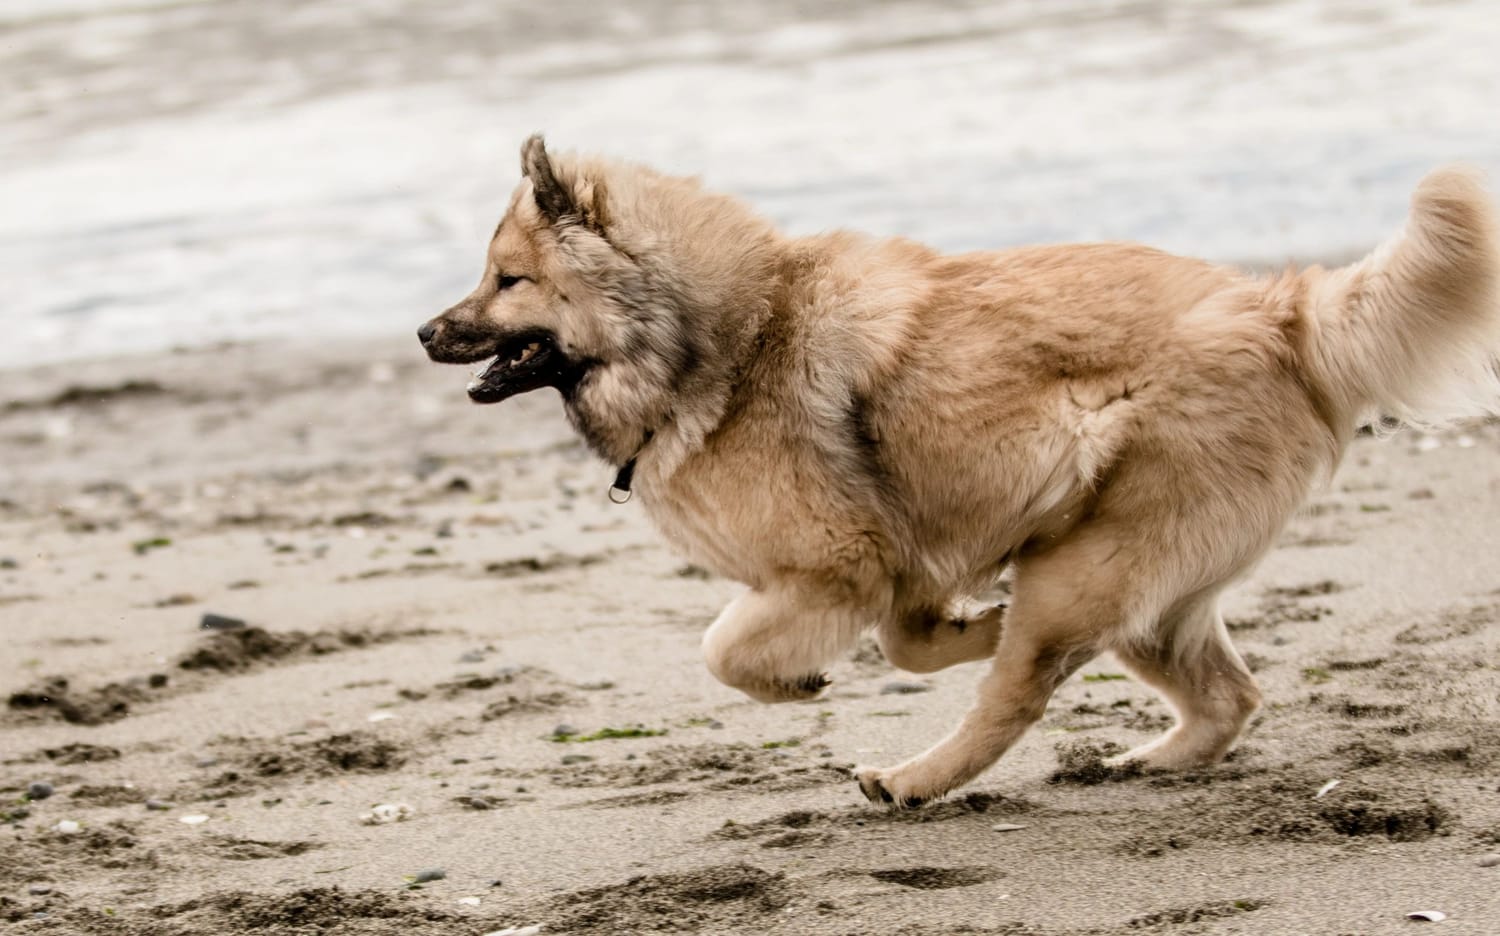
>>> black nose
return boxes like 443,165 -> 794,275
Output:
417,321 -> 438,346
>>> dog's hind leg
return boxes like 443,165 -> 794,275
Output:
702,586 -> 869,704
876,603 -> 1006,674
1108,592 -> 1261,769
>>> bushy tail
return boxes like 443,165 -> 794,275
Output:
1301,166 -> 1500,430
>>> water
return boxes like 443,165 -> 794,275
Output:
3,0 -> 1499,368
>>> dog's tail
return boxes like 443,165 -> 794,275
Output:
1299,166 -> 1500,431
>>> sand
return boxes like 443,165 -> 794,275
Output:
2,335 -> 1499,935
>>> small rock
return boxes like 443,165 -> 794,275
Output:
53,820 -> 80,835
27,885 -> 51,896
483,927 -> 541,936
708,720 -> 724,730
412,868 -> 446,883
0,557 -> 18,569
457,896 -> 481,906
435,520 -> 455,539
199,612 -> 246,631
457,650 -> 486,664
360,802 -> 413,825
1478,854 -> 1500,868
577,680 -> 615,691
367,711 -> 398,722
991,823 -> 1028,832
486,879 -> 503,888
194,756 -> 219,768
1406,910 -> 1447,922
560,754 -> 593,765
552,724 -> 577,738
179,814 -> 209,825
27,781 -> 54,801
145,799 -> 172,811
881,681 -> 932,695
147,673 -> 169,689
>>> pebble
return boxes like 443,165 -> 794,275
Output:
360,802 -> 414,825
179,814 -> 209,825
483,927 -> 541,936
1478,854 -> 1500,868
708,720 -> 724,730
199,612 -> 246,631
53,820 -> 80,835
0,557 -> 18,569
194,756 -> 219,768
457,896 -> 481,906
1406,910 -> 1446,923
991,823 -> 1028,832
560,754 -> 593,765
412,868 -> 446,883
148,673 -> 169,689
145,799 -> 173,811
457,650 -> 486,664
28,885 -> 52,896
881,681 -> 932,695
552,724 -> 577,737
27,781 -> 54,801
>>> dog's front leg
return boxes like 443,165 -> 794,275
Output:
855,629 -> 1098,807
702,587 -> 868,703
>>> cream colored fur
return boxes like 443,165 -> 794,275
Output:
423,139 -> 1500,807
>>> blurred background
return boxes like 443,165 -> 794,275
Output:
4,0 -> 1499,368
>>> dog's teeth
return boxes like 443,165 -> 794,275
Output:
512,342 -> 540,366
466,356 -> 498,390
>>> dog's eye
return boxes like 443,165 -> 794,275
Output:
497,274 -> 521,291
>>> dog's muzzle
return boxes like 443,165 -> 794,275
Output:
419,318 -> 578,405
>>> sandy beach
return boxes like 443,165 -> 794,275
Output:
6,0 -> 1500,932
2,336 -> 1498,934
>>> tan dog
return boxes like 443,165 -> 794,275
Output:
420,137 -> 1500,807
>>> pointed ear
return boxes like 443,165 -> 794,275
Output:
520,134 -> 576,222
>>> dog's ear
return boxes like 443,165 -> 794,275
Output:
520,134 -> 607,233
521,134 -> 575,222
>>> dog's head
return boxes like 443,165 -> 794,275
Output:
420,136 -> 777,464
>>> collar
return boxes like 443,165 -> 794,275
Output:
607,430 -> 654,504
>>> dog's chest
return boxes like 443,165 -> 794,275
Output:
638,441 -> 868,588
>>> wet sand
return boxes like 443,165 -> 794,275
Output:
2,336 -> 1499,934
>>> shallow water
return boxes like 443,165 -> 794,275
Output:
3,0 -> 1499,367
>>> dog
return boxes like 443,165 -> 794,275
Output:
420,136 -> 1500,808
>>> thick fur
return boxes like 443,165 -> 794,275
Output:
421,139 -> 1500,807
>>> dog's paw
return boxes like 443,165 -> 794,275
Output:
791,671 -> 832,697
853,765 -> 930,810
740,672 -> 831,704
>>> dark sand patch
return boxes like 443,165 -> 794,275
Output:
866,865 -> 1002,890
6,676 -> 156,726
197,731 -> 408,798
542,863 -> 790,935
178,625 -> 436,673
1,820 -> 158,884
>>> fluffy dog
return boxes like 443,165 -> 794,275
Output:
420,136 -> 1499,807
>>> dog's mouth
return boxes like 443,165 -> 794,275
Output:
464,330 -> 573,404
